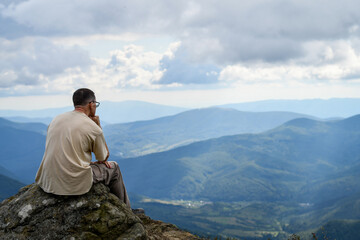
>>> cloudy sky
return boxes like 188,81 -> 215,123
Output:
1,0 -> 360,109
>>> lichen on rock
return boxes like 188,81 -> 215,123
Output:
18,204 -> 33,222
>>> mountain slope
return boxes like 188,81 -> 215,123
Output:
0,173 -> 25,201
0,117 -> 47,135
309,219 -> 360,240
0,106 -> 72,119
117,115 -> 360,203
4,116 -> 53,125
0,119 -> 46,183
104,108 -> 313,158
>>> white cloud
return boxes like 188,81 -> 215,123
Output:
104,45 -> 164,88
158,44 -> 220,85
219,38 -> 360,84
0,40 -> 178,96
219,61 -> 360,85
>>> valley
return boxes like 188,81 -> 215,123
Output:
130,193 -> 360,240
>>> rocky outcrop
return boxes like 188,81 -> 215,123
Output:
0,183 -> 202,240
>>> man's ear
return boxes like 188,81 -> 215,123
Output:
88,103 -> 95,117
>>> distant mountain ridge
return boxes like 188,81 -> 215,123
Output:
104,107 -> 314,158
2,98 -> 359,124
0,100 -> 188,124
219,98 -> 360,118
96,101 -> 188,123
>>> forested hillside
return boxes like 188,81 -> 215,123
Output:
104,108 -> 312,158
118,115 -> 360,202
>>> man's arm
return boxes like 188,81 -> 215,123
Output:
103,141 -> 110,167
91,115 -> 111,169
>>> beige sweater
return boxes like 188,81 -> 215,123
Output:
35,111 -> 108,195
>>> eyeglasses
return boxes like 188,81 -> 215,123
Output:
90,101 -> 100,108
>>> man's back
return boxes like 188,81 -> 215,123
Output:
35,111 -> 108,195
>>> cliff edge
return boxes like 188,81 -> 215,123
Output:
0,183 -> 201,240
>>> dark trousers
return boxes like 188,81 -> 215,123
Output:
91,161 -> 131,208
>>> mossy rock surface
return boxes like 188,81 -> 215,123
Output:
0,183 -> 146,240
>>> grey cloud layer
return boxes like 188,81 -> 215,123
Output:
2,0 -> 360,65
1,0 -> 185,35
0,38 -> 92,88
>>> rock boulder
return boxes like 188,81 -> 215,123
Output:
0,183 -> 201,240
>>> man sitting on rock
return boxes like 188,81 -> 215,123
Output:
35,88 -> 131,208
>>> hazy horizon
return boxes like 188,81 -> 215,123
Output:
1,96 -> 360,111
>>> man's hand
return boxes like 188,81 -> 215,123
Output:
90,116 -> 101,127
92,160 -> 112,168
